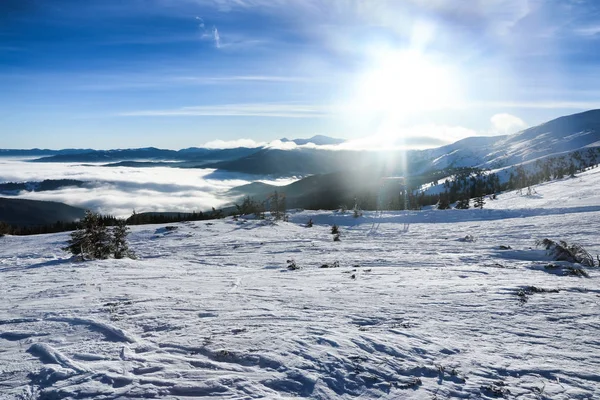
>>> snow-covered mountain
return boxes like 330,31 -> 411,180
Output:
420,109 -> 600,171
7,110 -> 600,180
280,135 -> 346,146
1,167 -> 600,399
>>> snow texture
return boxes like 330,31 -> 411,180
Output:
1,168 -> 600,399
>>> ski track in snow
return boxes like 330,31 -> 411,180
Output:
1,169 -> 600,399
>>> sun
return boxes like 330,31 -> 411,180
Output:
355,49 -> 455,116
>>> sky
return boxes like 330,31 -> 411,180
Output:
2,0 -> 600,150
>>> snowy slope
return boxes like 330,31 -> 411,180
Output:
414,110 -> 600,172
1,171 -> 600,399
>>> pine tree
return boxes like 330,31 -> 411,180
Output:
455,195 -> 470,209
473,195 -> 485,209
64,210 -> 112,260
0,221 -> 11,236
235,196 -> 261,216
269,191 -> 286,220
111,219 -> 133,259
437,193 -> 451,210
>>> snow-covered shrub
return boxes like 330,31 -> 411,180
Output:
536,239 -> 596,267
517,286 -> 560,304
481,381 -> 511,397
458,234 -> 476,242
287,259 -> 299,270
320,261 -> 340,268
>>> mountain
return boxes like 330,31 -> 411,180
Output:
204,147 -> 374,175
0,148 -> 94,157
28,146 -> 261,164
222,110 -> 600,178
30,147 -> 181,163
280,135 -> 346,146
229,110 -> 600,208
0,197 -> 86,226
0,179 -> 88,195
419,109 -> 600,171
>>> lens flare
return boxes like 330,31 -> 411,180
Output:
357,49 -> 456,116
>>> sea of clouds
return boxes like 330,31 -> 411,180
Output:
0,158 -> 296,218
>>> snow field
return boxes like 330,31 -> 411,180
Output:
1,170 -> 600,399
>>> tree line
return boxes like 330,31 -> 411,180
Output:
0,208 -> 226,237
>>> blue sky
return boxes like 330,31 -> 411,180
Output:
1,0 -> 600,149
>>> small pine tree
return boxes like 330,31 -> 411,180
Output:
473,195 -> 485,209
211,207 -> 224,219
111,219 -> 133,259
437,193 -> 451,210
0,221 -> 11,236
455,195 -> 470,209
235,196 -> 262,216
269,191 -> 286,220
64,210 -> 112,260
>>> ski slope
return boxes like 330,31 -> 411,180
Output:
1,169 -> 600,399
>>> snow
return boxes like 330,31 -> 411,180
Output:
1,170 -> 600,399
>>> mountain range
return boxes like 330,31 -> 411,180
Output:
19,110 -> 596,179
1,110 -> 600,221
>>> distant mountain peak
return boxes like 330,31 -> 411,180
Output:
278,135 -> 346,146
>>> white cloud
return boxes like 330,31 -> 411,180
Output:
173,75 -> 310,83
471,100 -> 600,110
119,103 -> 330,118
0,159 -> 297,217
265,140 -> 299,150
490,113 -> 527,134
202,138 -> 265,148
212,26 -> 221,48
331,124 -> 477,151
574,25 -> 600,37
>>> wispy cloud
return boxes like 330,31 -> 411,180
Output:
74,74 -> 312,91
119,103 -> 331,118
202,138 -> 266,148
470,100 -> 600,110
195,16 -> 205,29
490,113 -> 526,135
212,26 -> 221,48
196,15 -> 221,48
573,25 -> 600,37
173,75 -> 312,83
